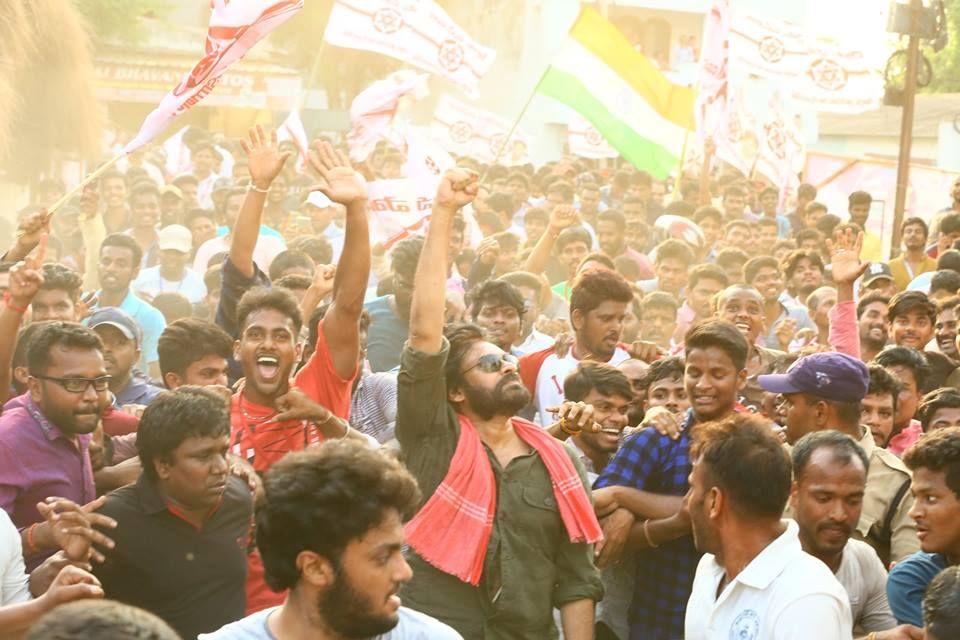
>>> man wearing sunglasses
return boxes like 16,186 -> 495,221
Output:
396,168 -> 602,639
0,322 -> 116,570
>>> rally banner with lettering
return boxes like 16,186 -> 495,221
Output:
324,0 -> 495,98
347,71 -> 428,162
366,178 -> 437,249
567,115 -> 617,160
430,95 -> 530,164
729,10 -> 882,113
124,0 -> 304,154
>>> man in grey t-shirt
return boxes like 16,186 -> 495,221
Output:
201,441 -> 460,640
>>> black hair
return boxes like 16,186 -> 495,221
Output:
693,206 -> 723,225
487,192 -> 514,215
500,271 -> 543,297
692,413 -> 792,519
654,239 -> 695,266
888,291 -> 937,325
172,174 -> 199,187
390,236 -> 424,280
158,319 -> 233,385
546,180 -> 575,202
857,291 -> 891,319
443,323 -> 486,392
797,183 -> 817,200
804,202 -> 828,215
268,249 -> 315,281
570,268 -> 634,315
902,216 -> 929,237
937,250 -> 960,272
275,274 -> 313,292
256,441 -> 421,590
715,248 -> 749,270
598,209 -> 627,231
492,231 -> 520,251
638,291 -> 679,319
848,190 -> 872,207
128,182 -> 160,204
791,430 -> 869,480
781,250 -> 824,280
564,361 -> 633,403
289,236 -> 334,266
100,233 -> 143,270
941,213 -> 960,236
866,364 -> 901,415
816,214 -> 841,236
684,319 -> 749,371
26,322 -> 102,376
743,256 -> 779,285
151,293 -> 193,324
874,346 -> 932,392
25,600 -> 179,640
918,388 -> 960,432
524,207 -> 548,223
39,264 -> 82,301
137,386 -> 229,481
469,279 -> 526,321
924,566 -> 960,639
614,255 -> 641,281
237,287 -> 303,335
904,427 -> 960,499
932,270 -> 960,296
556,227 -> 592,252
639,356 -> 685,396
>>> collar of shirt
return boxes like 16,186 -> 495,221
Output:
714,520 -> 803,591
135,473 -> 223,527
23,394 -> 79,445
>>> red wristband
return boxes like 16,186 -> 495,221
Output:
3,292 -> 27,315
26,522 -> 39,554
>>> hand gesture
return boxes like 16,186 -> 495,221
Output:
434,168 -> 479,212
476,237 -> 500,266
308,264 -> 336,300
37,496 -> 117,564
75,292 -> 98,321
38,564 -> 103,607
8,235 -> 47,308
773,317 -> 798,352
16,209 -> 52,246
548,205 -> 578,232
627,340 -> 666,364
595,508 -> 634,569
240,125 -> 290,190
825,227 -> 868,286
644,405 -> 684,440
874,625 -> 924,640
546,400 -> 599,435
551,331 -> 574,358
591,487 -> 620,519
307,140 -> 367,206
275,387 -> 330,424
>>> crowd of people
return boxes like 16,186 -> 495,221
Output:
3,122 -> 960,640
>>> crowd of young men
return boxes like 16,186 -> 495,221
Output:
3,125 -> 960,640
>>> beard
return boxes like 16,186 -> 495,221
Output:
317,564 -> 399,639
463,373 -> 531,420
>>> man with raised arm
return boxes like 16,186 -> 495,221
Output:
396,168 -> 603,639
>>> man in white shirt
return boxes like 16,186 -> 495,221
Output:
684,412 -> 853,640
790,431 -> 905,635
193,187 -> 285,274
133,225 -> 207,304
519,268 -> 633,426
200,441 -> 461,640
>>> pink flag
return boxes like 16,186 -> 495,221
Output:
124,0 -> 304,154
347,71 -> 429,162
695,0 -> 730,145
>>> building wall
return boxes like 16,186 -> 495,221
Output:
812,135 -> 939,165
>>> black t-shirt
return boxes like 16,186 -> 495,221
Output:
923,350 -> 956,391
94,474 -> 253,640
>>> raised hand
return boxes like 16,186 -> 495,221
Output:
307,140 -> 367,206
545,400 -> 599,435
74,292 -> 98,321
548,205 -> 579,232
309,264 -> 337,301
15,209 -> 52,245
274,387 -> 331,424
773,317 -> 798,352
476,237 -> 500,266
825,227 -> 868,286
434,167 -> 479,211
240,125 -> 290,190
627,340 -> 666,364
8,235 -> 48,308
37,496 -> 117,564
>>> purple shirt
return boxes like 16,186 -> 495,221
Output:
0,394 -> 95,565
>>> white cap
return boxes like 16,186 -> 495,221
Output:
157,225 -> 193,254
305,191 -> 334,209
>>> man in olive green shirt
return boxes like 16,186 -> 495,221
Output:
397,169 -> 602,639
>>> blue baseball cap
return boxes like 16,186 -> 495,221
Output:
757,352 -> 869,403
88,307 -> 142,345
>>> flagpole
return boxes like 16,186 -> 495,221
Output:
48,153 -> 124,216
483,66 -> 549,179
297,40 -> 327,113
673,130 -> 691,202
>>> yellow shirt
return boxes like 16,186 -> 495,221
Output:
888,254 -> 938,292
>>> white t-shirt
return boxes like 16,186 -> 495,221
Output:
193,234 -> 286,275
133,266 -> 208,304
0,509 -> 29,606
834,538 -> 897,633
685,520 -> 852,640
533,347 -> 630,426
199,605 -> 463,640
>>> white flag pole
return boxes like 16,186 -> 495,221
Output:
48,153 -> 125,216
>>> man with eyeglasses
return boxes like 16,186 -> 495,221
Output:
0,322 -> 116,570
396,167 -> 602,639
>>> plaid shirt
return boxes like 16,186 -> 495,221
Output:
595,410 -> 701,640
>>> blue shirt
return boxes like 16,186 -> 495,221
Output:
762,299 -> 816,350
594,411 -> 701,640
216,224 -> 284,242
114,370 -> 164,407
363,296 -> 409,373
887,552 -> 948,626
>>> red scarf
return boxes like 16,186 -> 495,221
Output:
404,415 -> 602,585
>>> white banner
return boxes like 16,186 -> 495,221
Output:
567,115 -> 618,160
366,178 -> 436,249
729,10 -> 882,114
347,71 -> 428,162
324,0 -> 495,98
124,0 -> 304,153
430,95 -> 529,164
696,0 -> 731,144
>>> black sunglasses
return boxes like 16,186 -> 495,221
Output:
461,353 -> 518,375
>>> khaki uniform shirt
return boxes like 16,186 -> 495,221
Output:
856,428 -> 920,566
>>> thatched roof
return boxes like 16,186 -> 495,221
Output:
0,0 -> 104,182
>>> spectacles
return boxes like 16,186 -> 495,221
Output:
32,375 -> 112,393
461,353 -> 518,375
